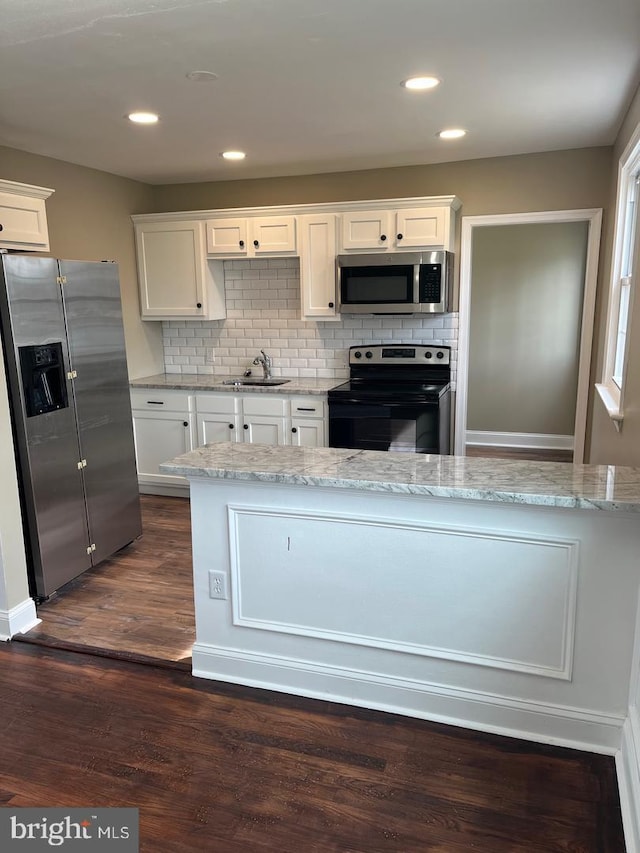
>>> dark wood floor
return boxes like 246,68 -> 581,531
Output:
0,641 -> 626,852
466,446 -> 574,462
20,495 -> 194,663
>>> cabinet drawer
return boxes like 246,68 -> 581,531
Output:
196,393 -> 239,415
290,396 -> 326,419
130,388 -> 194,411
242,395 -> 287,416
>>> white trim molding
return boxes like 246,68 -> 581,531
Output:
455,208 -> 602,463
465,431 -> 574,451
0,597 -> 40,641
192,643 -> 624,754
617,710 -> 640,853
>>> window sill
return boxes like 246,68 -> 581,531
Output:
595,383 -> 624,429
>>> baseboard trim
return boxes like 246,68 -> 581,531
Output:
138,483 -> 190,498
0,597 -> 40,640
465,430 -> 574,451
617,709 -> 640,853
192,643 -> 623,754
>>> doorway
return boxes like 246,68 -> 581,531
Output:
454,210 -> 602,462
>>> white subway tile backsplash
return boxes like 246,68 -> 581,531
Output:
161,258 -> 459,383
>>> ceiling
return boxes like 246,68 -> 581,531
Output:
1,0 -> 639,186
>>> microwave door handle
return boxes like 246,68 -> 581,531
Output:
414,263 -> 420,303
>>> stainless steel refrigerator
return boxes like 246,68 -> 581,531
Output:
0,254 -> 142,600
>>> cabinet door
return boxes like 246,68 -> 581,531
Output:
0,190 -> 50,251
243,416 -> 287,445
290,418 -> 325,447
300,214 -> 338,319
251,216 -> 297,254
131,410 -> 195,487
340,210 -> 392,251
206,218 -> 248,255
197,412 -> 240,446
395,207 -> 447,249
136,220 -> 207,318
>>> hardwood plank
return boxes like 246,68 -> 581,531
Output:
19,495 -> 195,662
0,642 -> 625,852
466,445 -> 574,462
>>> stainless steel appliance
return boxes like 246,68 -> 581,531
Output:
0,254 -> 142,600
328,344 -> 451,454
337,251 -> 452,314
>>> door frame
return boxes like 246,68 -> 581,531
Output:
454,208 -> 603,462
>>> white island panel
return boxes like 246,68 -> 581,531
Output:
230,505 -> 577,679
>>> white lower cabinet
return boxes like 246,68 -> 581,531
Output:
196,393 -> 241,444
290,396 -> 326,446
130,389 -> 195,492
132,388 -> 327,493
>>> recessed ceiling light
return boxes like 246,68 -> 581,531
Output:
127,111 -> 159,124
186,70 -> 219,82
402,76 -> 440,91
437,128 -> 466,139
220,151 -> 246,161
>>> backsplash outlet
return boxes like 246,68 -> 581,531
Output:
162,258 -> 459,385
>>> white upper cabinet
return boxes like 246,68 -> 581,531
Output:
134,220 -> 226,321
299,213 -> 338,320
206,215 -> 296,257
340,205 -> 453,252
0,180 -> 55,251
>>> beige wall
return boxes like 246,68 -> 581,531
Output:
1,145 -> 163,379
588,82 -> 640,465
153,147 -> 611,220
468,222 -> 588,436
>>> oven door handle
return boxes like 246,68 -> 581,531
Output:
330,398 -> 436,407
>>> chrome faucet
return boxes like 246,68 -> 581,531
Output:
253,349 -> 272,379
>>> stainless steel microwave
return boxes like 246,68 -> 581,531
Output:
337,251 -> 452,314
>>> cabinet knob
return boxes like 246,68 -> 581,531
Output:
291,427 -> 297,433
183,421 -> 188,427
380,234 -> 387,242
397,233 -> 403,240
253,239 -> 259,247
228,423 -> 234,429
328,302 -> 334,308
0,224 -> 3,232
243,424 -> 249,430
196,302 -> 202,308
239,240 -> 245,248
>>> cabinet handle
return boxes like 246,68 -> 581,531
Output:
253,239 -> 259,247
397,233 -> 403,240
228,423 -> 234,429
183,421 -> 188,427
296,407 -> 315,412
147,400 -> 164,405
380,234 -> 387,242
239,240 -> 245,248
196,302 -> 202,308
291,427 -> 297,433
328,302 -> 334,308
243,424 -> 249,430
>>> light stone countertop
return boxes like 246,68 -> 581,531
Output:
160,442 -> 640,513
130,373 -> 341,395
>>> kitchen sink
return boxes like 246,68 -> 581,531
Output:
221,378 -> 290,386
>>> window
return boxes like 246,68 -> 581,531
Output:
597,126 -> 640,426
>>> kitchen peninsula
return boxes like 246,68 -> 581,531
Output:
161,443 -> 640,761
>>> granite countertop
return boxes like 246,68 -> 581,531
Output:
160,442 -> 640,513
130,373 -> 340,395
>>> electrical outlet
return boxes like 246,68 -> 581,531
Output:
209,570 -> 227,600
205,347 -> 216,365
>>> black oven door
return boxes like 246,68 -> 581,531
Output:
328,397 -> 449,455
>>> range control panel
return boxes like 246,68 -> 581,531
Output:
349,344 -> 450,366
